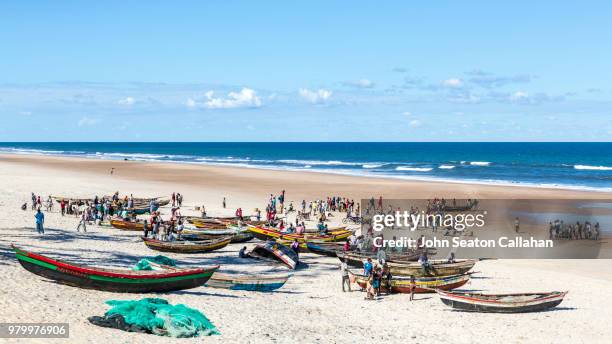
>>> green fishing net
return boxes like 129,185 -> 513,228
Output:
102,298 -> 219,337
132,255 -> 177,271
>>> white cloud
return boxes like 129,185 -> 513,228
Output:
344,79 -> 375,88
402,111 -> 412,116
442,78 -> 463,88
510,91 -> 529,102
77,116 -> 98,127
409,119 -> 422,127
20,111 -> 32,116
203,88 -> 262,109
299,88 -> 333,104
118,96 -> 135,105
186,98 -> 197,108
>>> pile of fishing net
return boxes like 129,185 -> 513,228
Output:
88,298 -> 219,337
132,255 -> 177,271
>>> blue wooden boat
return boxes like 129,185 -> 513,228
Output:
305,242 -> 341,257
206,273 -> 291,292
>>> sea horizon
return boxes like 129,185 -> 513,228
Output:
2,142 -> 611,192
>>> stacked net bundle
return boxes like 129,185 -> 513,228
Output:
132,255 -> 177,271
88,298 -> 219,337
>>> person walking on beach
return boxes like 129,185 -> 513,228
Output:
34,209 -> 45,234
222,197 -> 226,209
341,258 -> 351,292
60,199 -> 66,216
76,211 -> 87,232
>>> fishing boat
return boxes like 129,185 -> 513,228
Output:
247,225 -> 352,243
336,249 -> 431,266
11,245 -> 218,293
386,259 -> 476,277
142,236 -> 232,253
305,242 -> 343,257
110,219 -> 150,231
436,290 -> 568,313
206,272 -> 291,292
248,242 -> 299,269
339,256 -> 476,277
182,231 -> 254,243
182,224 -> 254,242
349,270 -> 472,293
183,227 -> 235,235
128,206 -> 150,215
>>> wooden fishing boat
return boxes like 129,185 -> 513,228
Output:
248,242 -> 299,269
11,245 -> 218,293
182,231 -> 254,243
436,290 -> 568,313
52,196 -> 93,203
349,270 -> 472,293
206,272 -> 291,292
387,259 -> 477,277
183,226 -> 236,235
305,242 -> 343,257
189,221 -> 228,230
247,225 -> 352,243
128,206 -> 150,215
110,219 -> 150,231
142,236 -> 232,253
339,255 -> 476,277
336,250 -> 426,267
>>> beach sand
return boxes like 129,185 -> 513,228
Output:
1,154 -> 611,344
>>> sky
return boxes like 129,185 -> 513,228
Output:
0,1 -> 611,141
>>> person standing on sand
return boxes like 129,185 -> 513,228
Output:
31,193 -> 36,210
222,197 -> 226,209
409,275 -> 416,301
110,167 -> 114,175
60,199 -> 66,216
34,209 -> 44,234
514,217 -> 520,233
341,258 -> 351,292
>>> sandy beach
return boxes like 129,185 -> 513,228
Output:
1,153 -> 612,344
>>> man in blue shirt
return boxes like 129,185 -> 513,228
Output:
363,257 -> 373,276
34,209 -> 45,234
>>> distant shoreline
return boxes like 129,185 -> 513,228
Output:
2,152 -> 612,198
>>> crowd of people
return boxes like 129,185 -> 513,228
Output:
549,219 -> 601,240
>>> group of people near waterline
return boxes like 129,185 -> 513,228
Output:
549,219 -> 601,241
25,191 -> 168,234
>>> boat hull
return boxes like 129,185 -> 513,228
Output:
142,237 -> 231,253
437,291 -> 567,313
13,246 -> 217,293
249,243 -> 298,269
350,270 -> 471,293
247,225 -> 351,243
206,273 -> 290,292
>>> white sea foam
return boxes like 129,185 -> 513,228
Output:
278,159 -> 361,166
470,161 -> 491,166
438,165 -> 455,169
574,165 -> 612,171
362,164 -> 383,169
396,166 -> 433,172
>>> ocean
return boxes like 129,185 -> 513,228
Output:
1,142 -> 611,192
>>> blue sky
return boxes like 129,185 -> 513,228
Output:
0,1 -> 610,141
